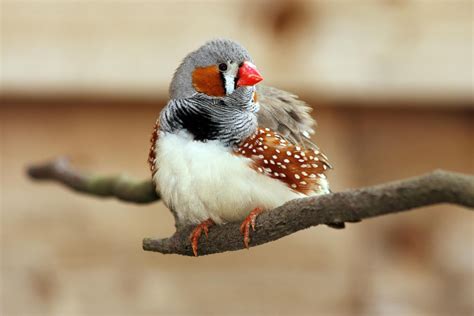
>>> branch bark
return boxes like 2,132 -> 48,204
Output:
27,158 -> 473,256
27,157 -> 159,203
143,170 -> 473,256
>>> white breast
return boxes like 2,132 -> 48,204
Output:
153,131 -> 306,225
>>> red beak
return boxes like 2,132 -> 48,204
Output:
237,61 -> 263,87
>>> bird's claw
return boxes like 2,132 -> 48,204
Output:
240,207 -> 263,249
189,218 -> 214,256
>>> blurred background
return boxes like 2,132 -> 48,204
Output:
1,0 -> 473,315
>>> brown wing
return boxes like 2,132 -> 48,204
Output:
235,128 -> 330,195
256,85 -> 316,148
148,120 -> 159,176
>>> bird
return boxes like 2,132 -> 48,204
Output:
148,39 -> 337,256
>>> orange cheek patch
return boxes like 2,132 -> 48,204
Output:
192,65 -> 226,97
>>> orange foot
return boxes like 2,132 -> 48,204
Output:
240,207 -> 264,249
190,218 -> 215,256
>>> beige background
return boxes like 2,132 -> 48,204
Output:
2,0 -> 472,100
1,0 -> 473,315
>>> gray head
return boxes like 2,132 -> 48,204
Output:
161,39 -> 263,147
169,39 -> 263,99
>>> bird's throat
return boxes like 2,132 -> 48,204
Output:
161,99 -> 257,147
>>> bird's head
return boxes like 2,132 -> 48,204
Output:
169,39 -> 263,100
161,39 -> 263,145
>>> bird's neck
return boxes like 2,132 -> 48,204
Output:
160,90 -> 258,147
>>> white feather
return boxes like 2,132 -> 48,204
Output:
223,61 -> 239,95
153,131 -> 309,225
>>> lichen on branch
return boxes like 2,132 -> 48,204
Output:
27,157 -> 159,203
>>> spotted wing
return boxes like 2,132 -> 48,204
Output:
235,128 -> 331,195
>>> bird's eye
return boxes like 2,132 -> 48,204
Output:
218,63 -> 228,72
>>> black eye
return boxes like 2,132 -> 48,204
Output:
218,63 -> 228,72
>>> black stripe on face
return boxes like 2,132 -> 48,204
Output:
234,75 -> 239,91
235,62 -> 243,89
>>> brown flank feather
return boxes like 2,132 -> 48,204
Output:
148,120 -> 159,176
235,127 -> 331,194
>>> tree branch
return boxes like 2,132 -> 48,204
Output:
27,159 -> 473,257
27,157 -> 159,203
143,170 -> 473,256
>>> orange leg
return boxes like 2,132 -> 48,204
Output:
189,218 -> 215,256
240,207 -> 264,249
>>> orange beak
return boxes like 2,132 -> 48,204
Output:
236,61 -> 263,87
